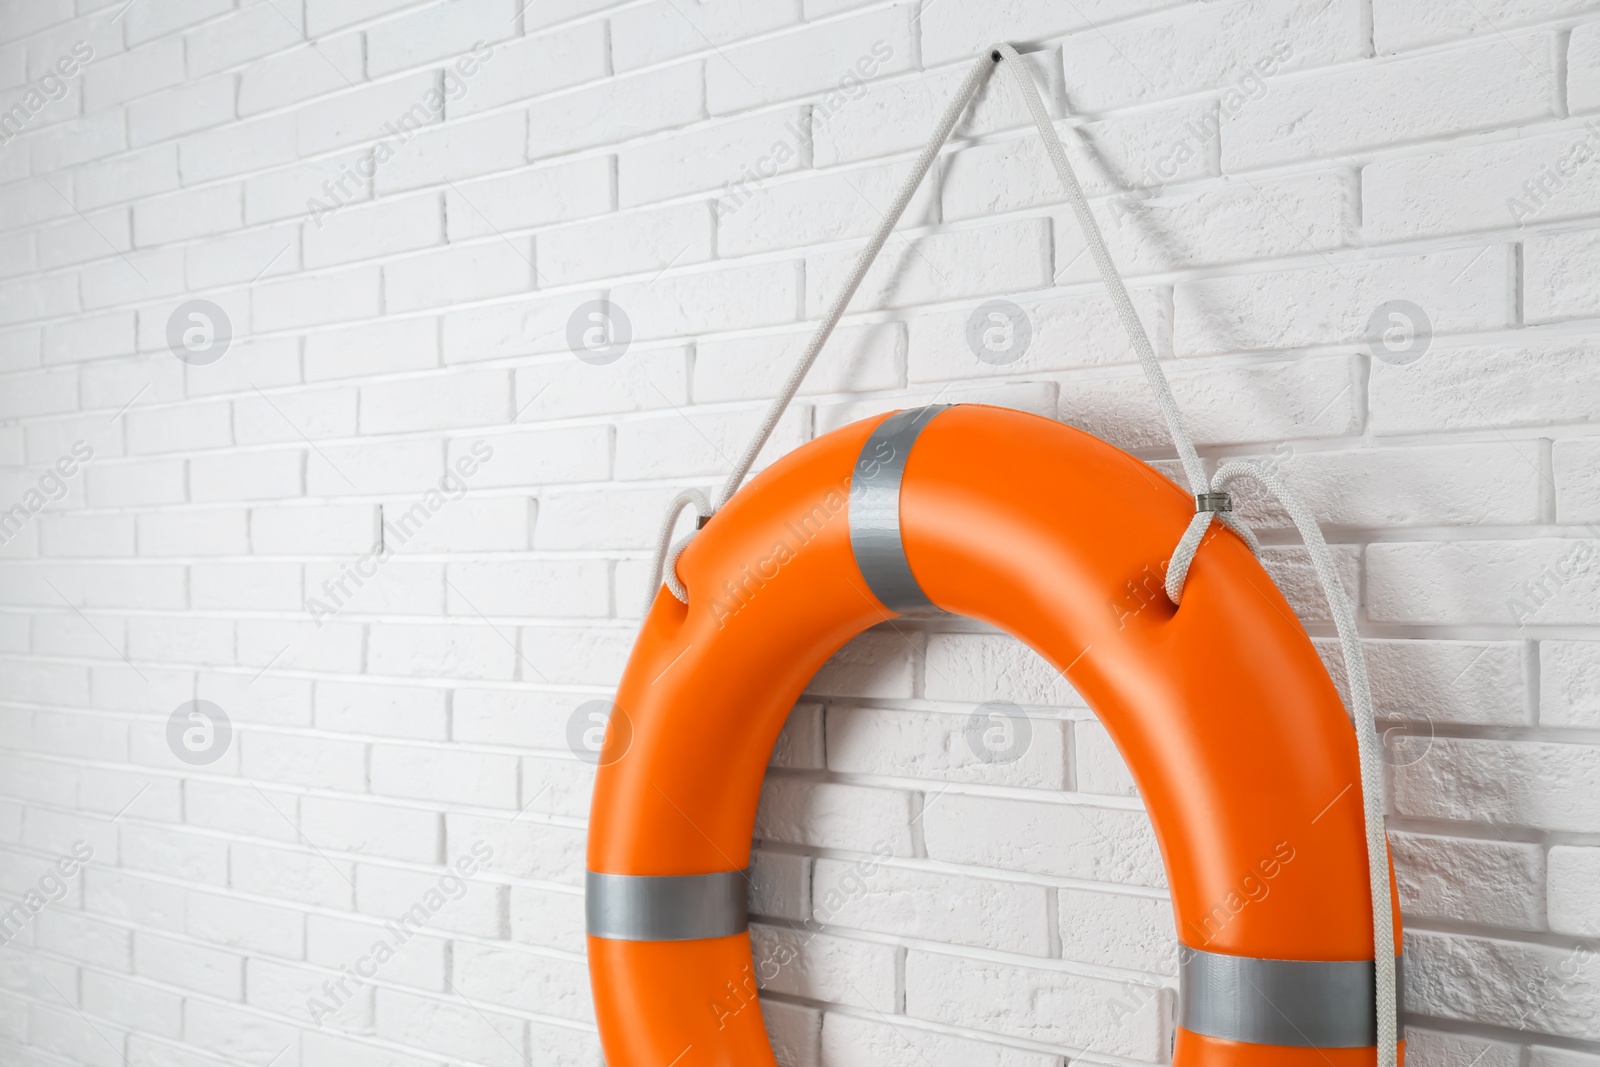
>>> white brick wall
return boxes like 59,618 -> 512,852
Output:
0,1 -> 1597,1065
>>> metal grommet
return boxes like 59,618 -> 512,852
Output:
696,514 -> 711,529
1195,492 -> 1232,513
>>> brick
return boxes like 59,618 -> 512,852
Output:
1371,538 -> 1600,626
303,191 -> 443,268
376,110 -> 526,194
1061,0 -> 1364,112
305,318 -> 438,381
1527,229 -> 1600,322
440,290 -> 595,363
123,0 -> 232,46
706,8 -> 912,115
611,259 -> 802,341
452,22 -> 608,116
1548,845 -> 1600,935
526,61 -> 703,159
941,103 -> 1220,224
1574,21 -> 1600,114
374,988 -> 527,1067
75,143 -> 180,211
1056,172 -> 1355,283
812,49 -> 1061,167
1174,246 -> 1513,356
697,322 -> 900,403
811,219 -> 1051,314
540,201 -> 710,285
453,941 -> 591,1020
365,0 -> 515,78
447,812 -> 584,885
820,1012 -> 1063,1067
751,923 -> 898,1010
1375,0 -> 1600,52
623,4 -> 801,69
906,949 -> 1168,1060
307,912 -> 447,992
187,0 -> 310,77
232,841 -> 355,909
1076,719 -> 1138,797
1235,441 -> 1540,530
1392,737 -> 1600,833
253,265 -> 382,330
298,73 -> 446,157
1406,929 -> 1599,1040
1060,886 -> 1176,974
1061,354 -> 1360,450
128,75 -> 236,147
245,150 -> 372,225
235,386 -> 359,446
358,368 -> 509,434
192,449 -> 305,502
924,793 -> 1163,886
1555,437 -> 1600,522
620,107 -> 810,207
754,779 -> 915,855
445,559 -> 608,618
1365,122 -> 1600,241
446,425 -> 607,488
1320,638 -> 1531,727
186,889 -> 305,957
1541,641 -> 1600,727
1370,337 -> 1600,435
132,182 -> 245,246
719,159 -> 935,258
826,705 -> 1070,789
81,38 -> 185,110
814,856 -> 1051,954
445,156 -> 611,240
1228,36 -> 1559,169
1391,830 -> 1544,929
239,32 -> 364,116
1405,1031 -> 1520,1067
384,239 -> 533,312
924,632 -> 1081,706
82,971 -> 182,1038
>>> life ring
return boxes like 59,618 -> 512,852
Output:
586,403 -> 1404,1065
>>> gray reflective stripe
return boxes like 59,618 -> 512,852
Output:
1180,949 -> 1405,1048
849,405 -> 950,612
585,870 -> 748,942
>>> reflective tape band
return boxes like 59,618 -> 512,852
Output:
849,405 -> 950,612
1180,949 -> 1405,1048
585,870 -> 749,942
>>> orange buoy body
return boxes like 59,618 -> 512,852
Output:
587,404 -> 1403,1065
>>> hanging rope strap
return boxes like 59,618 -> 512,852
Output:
640,49 -> 1397,1062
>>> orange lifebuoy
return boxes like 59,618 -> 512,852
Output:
587,403 -> 1404,1065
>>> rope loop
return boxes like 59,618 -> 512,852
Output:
646,488 -> 711,610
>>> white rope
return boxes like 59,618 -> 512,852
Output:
640,48 -> 1397,1057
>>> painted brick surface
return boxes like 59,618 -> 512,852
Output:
0,1 -> 1594,1064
